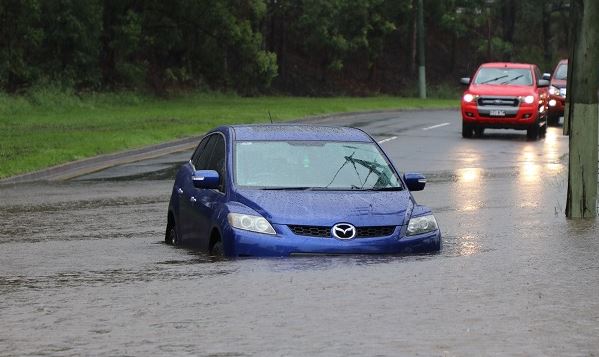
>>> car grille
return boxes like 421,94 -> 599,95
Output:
477,96 -> 519,107
288,225 -> 396,238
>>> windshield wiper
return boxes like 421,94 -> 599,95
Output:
500,75 -> 523,84
261,187 -> 318,190
480,75 -> 508,84
371,186 -> 403,191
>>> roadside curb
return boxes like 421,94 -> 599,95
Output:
0,107 -> 457,184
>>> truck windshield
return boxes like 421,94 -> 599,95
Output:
234,141 -> 402,190
474,67 -> 533,85
554,63 -> 567,80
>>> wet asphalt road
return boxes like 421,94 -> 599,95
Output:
1,110 -> 598,356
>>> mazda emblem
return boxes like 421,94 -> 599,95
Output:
332,223 -> 357,240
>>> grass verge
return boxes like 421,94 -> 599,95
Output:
0,90 -> 456,179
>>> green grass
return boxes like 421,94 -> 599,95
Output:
0,90 -> 456,178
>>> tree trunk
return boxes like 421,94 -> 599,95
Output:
541,3 -> 552,68
565,0 -> 599,218
502,0 -> 516,61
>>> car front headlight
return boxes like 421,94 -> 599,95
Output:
549,85 -> 559,96
463,93 -> 475,103
227,213 -> 276,235
523,95 -> 535,104
406,214 -> 438,236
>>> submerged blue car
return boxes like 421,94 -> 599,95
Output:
165,125 -> 441,257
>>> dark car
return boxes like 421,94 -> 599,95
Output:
547,59 -> 567,126
460,62 -> 550,140
165,125 -> 442,257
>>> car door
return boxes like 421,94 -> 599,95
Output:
179,135 -> 216,243
187,133 -> 227,251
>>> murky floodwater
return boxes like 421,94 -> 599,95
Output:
1,115 -> 598,355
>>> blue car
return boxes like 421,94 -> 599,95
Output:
165,125 -> 441,257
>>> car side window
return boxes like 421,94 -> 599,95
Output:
207,135 -> 226,192
191,136 -> 210,166
193,135 -> 217,170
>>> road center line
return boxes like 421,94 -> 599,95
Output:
422,122 -> 450,131
377,136 -> 397,144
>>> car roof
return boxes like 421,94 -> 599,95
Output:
480,62 -> 533,69
227,124 -> 373,142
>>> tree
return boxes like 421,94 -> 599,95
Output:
565,0 -> 599,218
0,0 -> 43,92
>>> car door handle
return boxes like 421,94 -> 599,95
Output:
190,196 -> 197,203
177,188 -> 183,194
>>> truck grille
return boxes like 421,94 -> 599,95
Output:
288,225 -> 396,238
477,97 -> 519,107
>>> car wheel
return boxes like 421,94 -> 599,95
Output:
167,224 -> 180,246
210,240 -> 224,257
474,127 -> 485,137
548,113 -> 560,126
462,121 -> 473,138
526,124 -> 539,141
539,123 -> 547,138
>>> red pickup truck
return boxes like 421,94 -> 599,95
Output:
460,62 -> 550,140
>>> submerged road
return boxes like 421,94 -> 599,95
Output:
1,110 -> 598,356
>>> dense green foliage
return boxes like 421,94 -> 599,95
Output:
0,0 -> 570,95
0,90 -> 455,178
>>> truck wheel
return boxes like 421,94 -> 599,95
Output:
527,124 -> 539,141
539,123 -> 547,138
462,121 -> 473,138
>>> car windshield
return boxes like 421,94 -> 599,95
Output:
234,141 -> 402,190
554,63 -> 567,80
474,67 -> 533,85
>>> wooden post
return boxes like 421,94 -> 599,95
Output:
566,0 -> 599,218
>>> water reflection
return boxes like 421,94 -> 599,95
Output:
455,167 -> 484,211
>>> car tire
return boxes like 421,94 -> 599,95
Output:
462,121 -> 473,138
548,112 -> 560,126
210,240 -> 224,257
474,127 -> 485,137
527,124 -> 539,141
539,123 -> 547,138
167,224 -> 180,246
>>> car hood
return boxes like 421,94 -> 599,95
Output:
231,189 -> 413,227
468,84 -> 535,96
550,79 -> 566,88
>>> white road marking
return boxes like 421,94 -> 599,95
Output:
377,136 -> 397,144
422,122 -> 450,131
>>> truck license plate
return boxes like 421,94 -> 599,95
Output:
490,110 -> 506,116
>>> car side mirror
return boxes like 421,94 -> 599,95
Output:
537,79 -> 550,88
542,72 -> 551,80
404,173 -> 426,191
460,77 -> 471,85
192,170 -> 220,189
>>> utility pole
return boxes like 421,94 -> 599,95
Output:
565,0 -> 599,218
417,0 -> 426,99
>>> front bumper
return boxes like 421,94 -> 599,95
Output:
548,94 -> 565,116
461,103 -> 541,129
227,225 -> 441,257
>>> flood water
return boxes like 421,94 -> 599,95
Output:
1,113 -> 598,355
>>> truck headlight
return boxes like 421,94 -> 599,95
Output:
523,95 -> 535,104
228,213 -> 276,235
463,93 -> 475,103
406,215 -> 438,236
